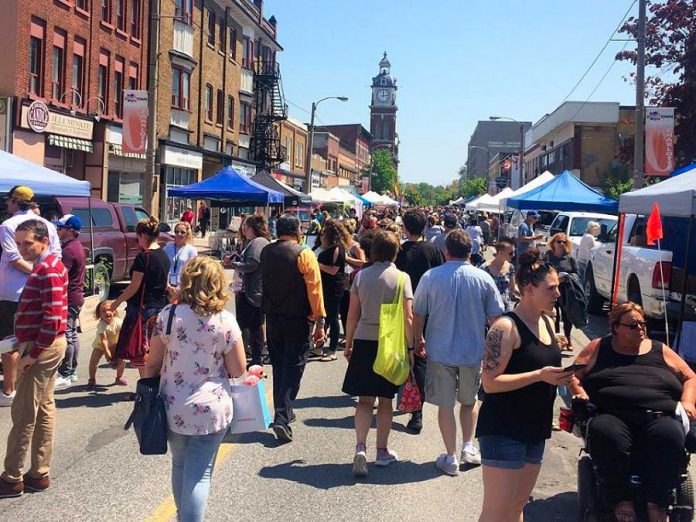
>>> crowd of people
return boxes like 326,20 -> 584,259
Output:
0,186 -> 693,522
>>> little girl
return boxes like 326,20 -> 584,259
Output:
87,300 -> 126,389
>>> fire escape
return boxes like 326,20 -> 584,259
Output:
250,60 -> 288,171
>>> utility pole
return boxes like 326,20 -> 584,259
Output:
144,0 -> 161,214
304,101 -> 317,194
518,123 -> 525,187
633,0 -> 646,189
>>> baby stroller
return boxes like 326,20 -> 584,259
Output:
570,399 -> 695,521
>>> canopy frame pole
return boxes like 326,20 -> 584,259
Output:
675,214 -> 695,349
88,194 -> 95,296
610,212 -> 626,308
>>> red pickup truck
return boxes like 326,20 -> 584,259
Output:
38,197 -> 173,299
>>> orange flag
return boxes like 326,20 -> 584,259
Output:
646,202 -> 663,245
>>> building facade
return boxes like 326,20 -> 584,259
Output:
0,0 -> 148,200
314,123 -> 371,190
525,101 -> 636,187
274,116 -> 307,190
369,52 -> 398,172
466,120 -> 531,181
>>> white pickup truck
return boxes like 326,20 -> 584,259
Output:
584,214 -> 673,319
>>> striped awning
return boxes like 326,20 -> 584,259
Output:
109,143 -> 146,160
48,134 -> 93,153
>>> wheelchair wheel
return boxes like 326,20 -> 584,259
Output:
578,456 -> 598,521
672,474 -> 694,522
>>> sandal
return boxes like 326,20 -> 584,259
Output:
321,354 -> 337,362
309,348 -> 324,359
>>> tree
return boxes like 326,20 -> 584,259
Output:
616,1 -> 696,164
368,149 -> 397,194
460,177 -> 487,199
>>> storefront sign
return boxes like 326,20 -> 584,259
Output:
162,145 -> 202,170
645,107 -> 675,176
122,90 -> 148,154
21,103 -> 93,140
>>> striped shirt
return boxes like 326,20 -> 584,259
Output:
15,252 -> 68,358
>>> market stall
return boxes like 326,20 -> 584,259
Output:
251,170 -> 311,208
0,149 -> 91,196
465,193 -> 499,212
498,171 -> 555,208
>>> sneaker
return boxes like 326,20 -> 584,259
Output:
375,448 -> 399,467
22,473 -> 49,492
353,446 -> 368,478
406,411 -> 423,434
272,423 -> 293,443
115,377 -> 128,386
54,375 -> 72,390
0,477 -> 23,499
69,372 -> 78,383
0,391 -> 15,407
436,454 -> 459,477
461,445 -> 482,466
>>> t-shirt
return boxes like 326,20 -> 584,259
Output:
93,317 -> 123,350
351,262 -> 413,341
395,240 -> 444,291
127,248 -> 170,310
164,243 -> 198,287
578,233 -> 597,263
413,261 -> 504,366
317,244 -> 346,298
517,222 -> 536,254
61,237 -> 86,307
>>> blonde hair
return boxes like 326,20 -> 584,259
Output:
608,301 -> 645,332
547,232 -> 572,255
178,256 -> 230,316
174,221 -> 193,243
94,300 -> 119,320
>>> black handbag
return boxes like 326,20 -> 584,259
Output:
124,305 -> 177,455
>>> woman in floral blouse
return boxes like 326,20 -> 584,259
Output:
145,256 -> 246,522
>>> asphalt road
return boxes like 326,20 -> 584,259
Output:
0,282 -> 682,522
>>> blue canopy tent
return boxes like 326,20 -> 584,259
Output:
670,163 -> 696,178
0,149 -> 91,196
506,170 -> 618,213
355,194 -> 372,207
169,166 -> 283,204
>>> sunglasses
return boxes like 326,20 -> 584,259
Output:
618,320 -> 647,330
175,230 -> 188,235
554,240 -> 567,245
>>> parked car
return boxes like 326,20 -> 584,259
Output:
547,211 -> 617,257
584,214 -> 678,321
38,197 -> 173,300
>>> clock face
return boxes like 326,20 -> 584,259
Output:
377,89 -> 390,103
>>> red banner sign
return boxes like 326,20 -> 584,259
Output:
122,90 -> 148,154
645,107 -> 675,176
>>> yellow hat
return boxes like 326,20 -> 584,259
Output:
7,185 -> 34,202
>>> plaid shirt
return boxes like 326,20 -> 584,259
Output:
15,253 -> 68,358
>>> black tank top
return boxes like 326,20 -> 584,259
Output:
582,337 -> 682,414
476,312 -> 562,442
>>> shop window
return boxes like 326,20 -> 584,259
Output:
29,18 -> 46,96
165,167 -> 196,224
216,89 -> 224,125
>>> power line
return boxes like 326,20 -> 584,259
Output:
559,0 -> 637,105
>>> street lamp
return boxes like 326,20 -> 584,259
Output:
58,88 -> 83,116
305,96 -> 349,193
490,115 -> 525,187
86,96 -> 106,121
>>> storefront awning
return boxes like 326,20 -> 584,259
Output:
109,143 -> 146,160
48,135 -> 93,153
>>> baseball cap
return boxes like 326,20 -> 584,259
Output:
443,214 -> 459,228
53,214 -> 83,232
7,185 -> 34,202
526,210 -> 540,218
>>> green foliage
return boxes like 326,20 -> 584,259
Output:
460,177 -> 487,199
369,149 -> 398,194
400,177 -> 485,206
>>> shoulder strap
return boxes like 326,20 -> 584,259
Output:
166,304 -> 178,335
138,253 -> 149,308
393,271 -> 405,305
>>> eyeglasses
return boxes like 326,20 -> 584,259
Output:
554,240 -> 567,245
618,320 -> 647,330
175,231 -> 187,236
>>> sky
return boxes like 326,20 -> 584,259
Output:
265,0 -> 640,186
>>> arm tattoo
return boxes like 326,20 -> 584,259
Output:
483,327 -> 504,373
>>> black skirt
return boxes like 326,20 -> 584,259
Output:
342,339 -> 399,399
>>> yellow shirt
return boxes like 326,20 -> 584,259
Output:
92,317 -> 123,351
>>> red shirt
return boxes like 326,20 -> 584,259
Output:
181,210 -> 194,224
14,253 -> 68,358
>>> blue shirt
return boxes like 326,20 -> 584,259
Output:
517,221 -> 535,254
413,261 -> 504,367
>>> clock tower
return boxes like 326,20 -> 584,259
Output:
370,52 -> 399,171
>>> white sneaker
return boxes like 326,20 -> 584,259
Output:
353,448 -> 368,478
54,376 -> 72,390
0,391 -> 15,407
436,453 -> 459,476
461,445 -> 482,466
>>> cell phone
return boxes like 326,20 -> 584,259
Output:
563,363 -> 587,372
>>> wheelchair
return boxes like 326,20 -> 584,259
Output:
571,399 -> 695,522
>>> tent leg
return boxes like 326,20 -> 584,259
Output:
610,213 -> 626,308
675,214 -> 695,349
88,195 -> 95,296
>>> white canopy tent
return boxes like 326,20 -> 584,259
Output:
498,171 -> 555,208
328,187 -> 364,217
465,193 -> 498,212
380,194 -> 399,206
361,191 -> 383,204
309,188 -> 344,203
0,150 -> 91,196
619,168 -> 696,217
450,196 -> 465,206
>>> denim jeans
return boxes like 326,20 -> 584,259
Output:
58,305 -> 81,377
168,429 -> 227,522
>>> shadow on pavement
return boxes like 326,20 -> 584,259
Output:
293,394 -> 355,409
225,430 -> 278,448
524,491 -> 577,521
55,390 -> 133,408
302,415 -> 415,435
258,458 -> 442,489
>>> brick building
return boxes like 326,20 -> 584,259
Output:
0,0 -> 148,201
273,116 -> 307,190
156,0 -> 282,224
312,124 -> 371,189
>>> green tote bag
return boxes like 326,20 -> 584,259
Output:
373,272 -> 409,386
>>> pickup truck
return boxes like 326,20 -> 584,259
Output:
584,213 -> 692,322
37,197 -> 173,299
547,211 -> 617,257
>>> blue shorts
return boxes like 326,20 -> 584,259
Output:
478,435 -> 545,469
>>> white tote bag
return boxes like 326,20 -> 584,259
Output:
228,380 -> 272,434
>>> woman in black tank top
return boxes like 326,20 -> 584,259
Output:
570,302 -> 696,522
477,249 -> 573,522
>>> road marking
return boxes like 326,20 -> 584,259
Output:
143,384 -> 273,522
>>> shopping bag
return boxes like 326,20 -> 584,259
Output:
374,272 -> 409,386
397,371 -> 422,413
228,380 -> 272,434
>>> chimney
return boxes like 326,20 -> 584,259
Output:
268,15 -> 277,28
